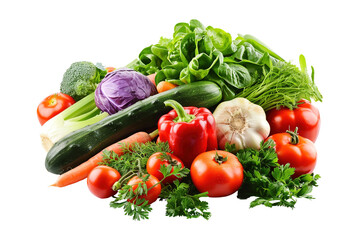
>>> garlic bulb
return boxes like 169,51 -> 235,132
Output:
213,97 -> 270,151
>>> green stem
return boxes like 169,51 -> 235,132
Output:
137,159 -> 143,176
164,100 -> 195,123
112,170 -> 137,191
160,153 -> 178,166
214,151 -> 227,165
286,127 -> 299,145
149,129 -> 159,140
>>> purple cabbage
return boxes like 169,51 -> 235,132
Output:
95,69 -> 157,114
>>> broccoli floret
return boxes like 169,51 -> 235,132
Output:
60,61 -> 107,101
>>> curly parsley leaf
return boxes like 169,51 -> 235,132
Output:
163,179 -> 211,220
110,159 -> 192,221
227,139 -> 321,208
110,176 -> 152,221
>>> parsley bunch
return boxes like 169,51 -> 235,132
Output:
110,174 -> 153,221
100,141 -> 210,220
228,140 -> 320,208
161,178 -> 211,220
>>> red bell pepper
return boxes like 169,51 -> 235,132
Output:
157,100 -> 218,168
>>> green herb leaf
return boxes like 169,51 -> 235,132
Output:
163,180 -> 211,220
100,141 -> 172,176
235,140 -> 320,208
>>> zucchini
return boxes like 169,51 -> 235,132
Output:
45,81 -> 222,174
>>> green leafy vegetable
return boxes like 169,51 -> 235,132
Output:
110,175 -> 153,221
215,62 -> 253,88
101,141 -> 210,220
128,19 -> 322,109
226,140 -> 320,208
110,164 -> 190,221
129,19 -> 281,99
235,55 -> 323,111
161,179 -> 211,220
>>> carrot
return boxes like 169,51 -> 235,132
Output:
105,66 -> 116,73
157,81 -> 177,93
147,73 -> 156,86
51,130 -> 158,187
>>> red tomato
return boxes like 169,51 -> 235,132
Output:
266,99 -> 320,142
146,152 -> 185,185
87,166 -> 121,199
190,150 -> 243,197
127,174 -> 161,205
37,93 -> 75,125
267,130 -> 317,178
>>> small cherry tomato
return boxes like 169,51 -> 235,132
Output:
87,166 -> 121,199
190,150 -> 244,197
146,152 -> 185,185
267,129 -> 317,178
37,93 -> 75,125
127,174 -> 161,205
266,99 -> 320,142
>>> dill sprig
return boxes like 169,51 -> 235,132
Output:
99,141 -> 172,176
236,56 -> 323,111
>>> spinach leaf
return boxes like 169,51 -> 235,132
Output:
190,19 -> 205,31
173,22 -> 191,39
205,26 -> 237,56
233,42 -> 263,62
162,62 -> 186,80
179,67 -> 195,84
154,70 -> 166,85
214,62 -> 253,88
180,32 -> 196,64
194,30 -> 213,56
205,71 -> 237,101
188,53 -> 219,80
135,45 -> 162,75
151,44 -> 169,62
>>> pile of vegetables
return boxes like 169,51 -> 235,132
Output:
38,19 -> 323,220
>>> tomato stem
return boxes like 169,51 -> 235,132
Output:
160,152 -> 178,166
214,151 -> 228,165
286,127 -> 299,145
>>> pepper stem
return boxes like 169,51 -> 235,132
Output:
286,127 -> 299,145
164,100 -> 196,123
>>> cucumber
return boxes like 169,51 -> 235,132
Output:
45,81 -> 222,174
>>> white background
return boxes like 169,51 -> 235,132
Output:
1,0 -> 359,239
